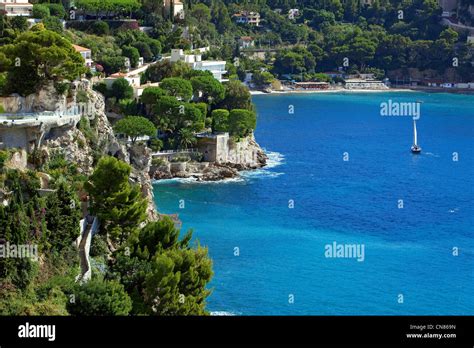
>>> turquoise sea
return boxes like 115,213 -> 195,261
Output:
153,92 -> 474,315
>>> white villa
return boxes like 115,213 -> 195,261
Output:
0,0 -> 32,17
73,45 -> 93,68
170,49 -> 228,82
104,72 -> 140,88
104,73 -> 160,99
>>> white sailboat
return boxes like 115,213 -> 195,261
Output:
411,119 -> 421,153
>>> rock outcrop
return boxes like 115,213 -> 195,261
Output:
36,80 -> 128,175
150,133 -> 268,182
31,80 -> 157,220
0,83 -> 66,113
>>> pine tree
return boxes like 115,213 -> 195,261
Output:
85,157 -> 148,245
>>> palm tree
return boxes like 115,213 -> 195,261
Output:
178,129 -> 196,150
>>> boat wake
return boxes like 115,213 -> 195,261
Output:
210,311 -> 241,316
424,152 -> 439,158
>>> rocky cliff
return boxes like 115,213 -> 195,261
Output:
31,80 -> 157,220
37,80 -> 127,175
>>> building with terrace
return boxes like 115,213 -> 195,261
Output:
233,11 -> 261,27
0,0 -> 32,17
170,49 -> 228,82
73,45 -> 93,68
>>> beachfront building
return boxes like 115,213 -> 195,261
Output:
344,78 -> 388,89
344,79 -> 388,90
233,11 -> 261,27
170,49 -> 228,82
345,79 -> 388,89
0,0 -> 33,17
73,45 -> 93,68
293,82 -> 330,90
163,0 -> 184,19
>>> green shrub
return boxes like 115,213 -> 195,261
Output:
228,109 -> 256,137
90,234 -> 109,257
78,116 -> 98,146
47,151 -> 68,170
46,3 -> 66,18
170,155 -> 190,163
91,21 -> 109,35
32,4 -> 50,19
67,279 -> 132,316
149,138 -> 163,152
0,150 -> 9,169
151,158 -> 165,167
42,16 -> 64,34
121,45 -> 140,68
118,98 -> 139,115
211,109 -> 229,132
191,152 -> 204,162
111,78 -> 133,100
93,82 -> 108,97
76,90 -> 89,103
54,82 -> 70,95
0,73 -> 7,97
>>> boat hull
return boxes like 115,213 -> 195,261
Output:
411,146 -> 421,154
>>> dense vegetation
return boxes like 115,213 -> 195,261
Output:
0,0 -> 472,317
0,152 -> 213,315
183,0 -> 473,82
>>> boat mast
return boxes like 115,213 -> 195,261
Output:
413,119 -> 418,146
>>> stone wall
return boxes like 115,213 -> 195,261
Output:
197,133 -> 229,163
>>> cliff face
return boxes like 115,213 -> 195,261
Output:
227,133 -> 267,170
33,80 -> 157,220
0,83 -> 66,113
38,80 -> 128,175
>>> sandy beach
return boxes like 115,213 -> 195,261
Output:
249,88 -> 414,95
250,87 -> 474,95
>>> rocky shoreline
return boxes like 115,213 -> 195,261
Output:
149,134 -> 268,182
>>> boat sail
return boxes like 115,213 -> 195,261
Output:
411,119 -> 421,153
